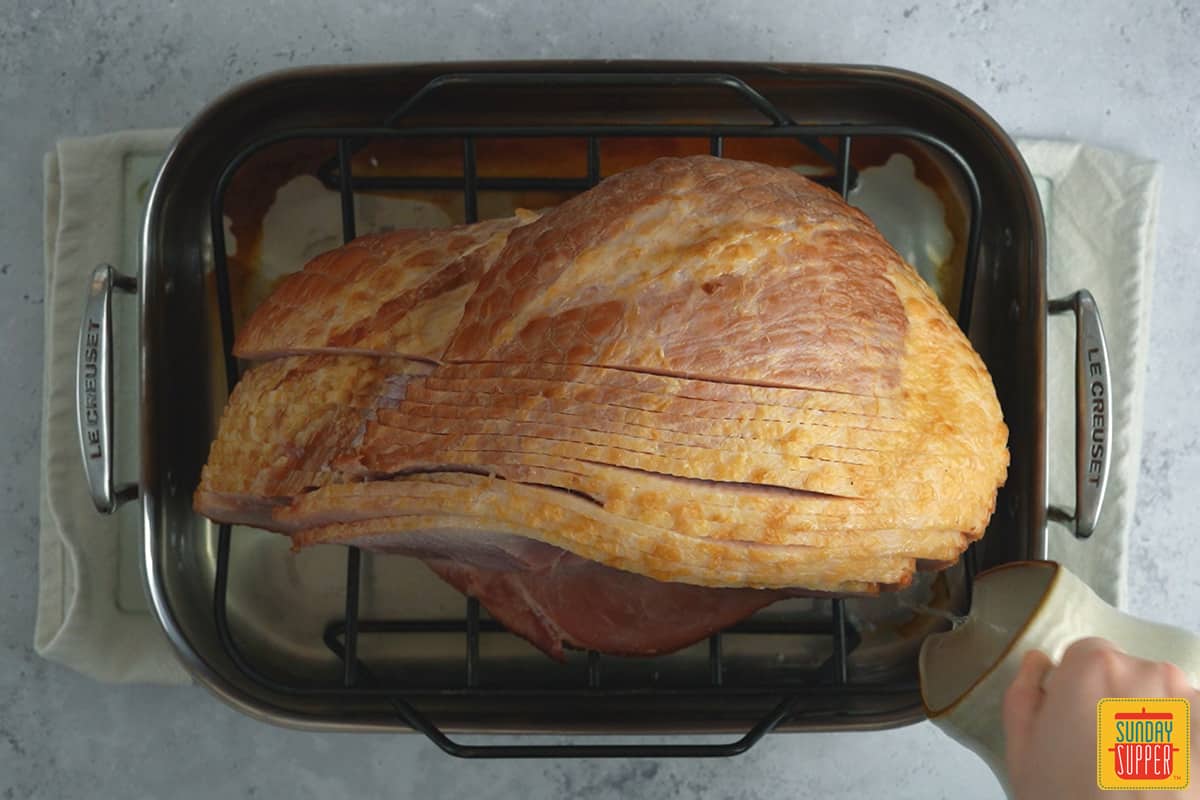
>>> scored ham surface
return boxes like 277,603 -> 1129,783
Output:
234,213 -> 534,361
197,155 -> 1009,660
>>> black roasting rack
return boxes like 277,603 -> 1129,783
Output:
206,71 -> 984,757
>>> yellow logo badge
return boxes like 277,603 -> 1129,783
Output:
1097,699 -> 1190,790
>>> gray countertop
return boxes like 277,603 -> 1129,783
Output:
3,1 -> 1198,797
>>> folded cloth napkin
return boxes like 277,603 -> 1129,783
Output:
1023,141 -> 1160,605
36,132 -> 1158,685
39,131 -> 190,684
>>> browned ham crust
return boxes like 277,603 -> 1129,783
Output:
195,155 -> 1008,659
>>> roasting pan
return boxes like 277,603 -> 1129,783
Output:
75,62 -> 1112,755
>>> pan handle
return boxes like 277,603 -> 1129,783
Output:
1047,290 -> 1111,538
76,263 -> 138,514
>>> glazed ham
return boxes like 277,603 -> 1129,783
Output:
234,213 -> 533,361
196,156 -> 1008,660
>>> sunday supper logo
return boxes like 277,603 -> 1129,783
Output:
1097,699 -> 1190,790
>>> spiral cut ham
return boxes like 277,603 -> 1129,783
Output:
196,155 -> 1008,660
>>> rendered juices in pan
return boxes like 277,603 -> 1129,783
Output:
919,560 -> 1200,789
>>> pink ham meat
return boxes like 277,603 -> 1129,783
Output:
297,517 -> 787,660
426,556 -> 785,660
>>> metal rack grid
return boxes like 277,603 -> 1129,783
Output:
207,72 -> 984,757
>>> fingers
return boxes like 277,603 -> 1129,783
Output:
1044,637 -> 1124,697
1003,649 -> 1054,751
1049,637 -> 1196,698
1062,636 -> 1123,658
1001,637 -> 1200,798
1159,661 -> 1198,698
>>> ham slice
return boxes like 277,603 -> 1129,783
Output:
444,162 -> 908,395
234,213 -> 534,361
197,356 -> 989,536
288,508 -> 911,589
429,362 -> 910,420
279,477 -> 964,573
196,155 -> 1009,660
194,354 -> 431,528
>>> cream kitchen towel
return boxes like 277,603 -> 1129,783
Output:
1024,141 -> 1160,606
39,131 -> 190,684
37,132 -> 1157,684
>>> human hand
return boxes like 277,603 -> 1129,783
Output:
1002,637 -> 1199,800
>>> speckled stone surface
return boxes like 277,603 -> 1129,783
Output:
2,1 -> 1198,797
